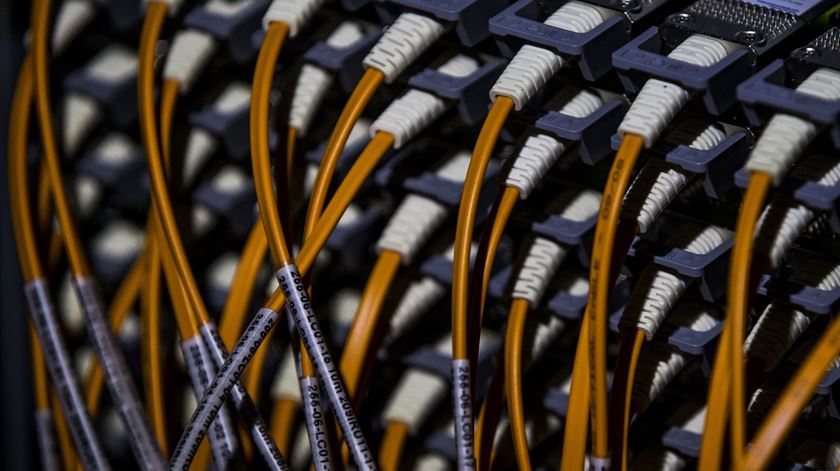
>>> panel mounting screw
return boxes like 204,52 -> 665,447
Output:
735,30 -> 765,46
668,13 -> 694,24
796,46 -> 820,58
619,0 -> 642,12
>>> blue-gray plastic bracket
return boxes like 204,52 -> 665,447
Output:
612,27 -> 754,116
303,32 -> 382,93
184,0 -> 268,63
489,0 -> 627,81
738,59 -> 840,148
408,61 -> 504,125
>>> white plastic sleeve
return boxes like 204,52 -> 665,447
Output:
363,13 -> 445,83
512,237 -> 567,306
556,88 -> 602,117
668,224 -> 730,255
526,317 -> 565,364
146,0 -> 185,15
505,134 -> 565,198
389,278 -> 446,338
383,369 -> 448,432
325,21 -> 364,48
558,189 -> 602,222
665,120 -> 727,151
52,0 -> 95,56
62,93 -> 100,156
437,54 -> 481,78
271,348 -> 302,401
745,114 -> 817,185
619,35 -> 732,147
668,299 -> 719,332
632,343 -> 687,411
262,0 -> 327,37
289,64 -> 332,136
490,1 -> 608,109
619,267 -> 688,339
369,54 -> 477,147
745,303 -> 812,372
544,1 -> 609,32
618,79 -> 691,148
754,199 -> 813,268
369,89 -> 446,148
745,68 -> 840,184
489,45 -> 563,111
792,154 -> 840,186
213,82 -> 251,114
797,68 -> 840,100
435,151 -> 472,183
163,29 -> 216,94
85,45 -> 137,84
620,160 -> 689,233
687,123 -> 726,150
376,194 -> 448,263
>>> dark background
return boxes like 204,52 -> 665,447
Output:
1,0 -> 36,468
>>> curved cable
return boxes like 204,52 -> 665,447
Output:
85,257 -> 145,413
588,134 -> 645,463
743,311 -> 840,470
728,171 -> 772,468
472,186 -> 520,470
561,310 -> 591,470
504,298 -> 532,471
9,52 -> 110,470
37,0 -> 163,461
453,97 -> 514,360
339,249 -> 403,402
379,421 -> 410,471
264,132 -> 397,312
141,5 -> 282,469
219,223 -> 270,348
271,398 -> 299,455
251,21 -> 294,266
303,68 -> 384,240
608,330 -> 645,471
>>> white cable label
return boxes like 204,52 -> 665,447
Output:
25,279 -> 110,470
275,264 -> 377,471
180,336 -> 238,469
73,275 -> 164,470
451,359 -> 476,471
34,410 -> 60,471
170,310 -> 289,471
300,376 -> 335,471
200,323 -> 288,470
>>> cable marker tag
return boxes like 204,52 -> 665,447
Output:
199,323 -> 288,470
300,376 -> 335,471
171,309 -> 289,471
276,264 -> 376,471
180,336 -> 238,467
34,410 -> 60,471
74,276 -> 164,470
24,279 -> 108,470
451,358 -> 477,471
